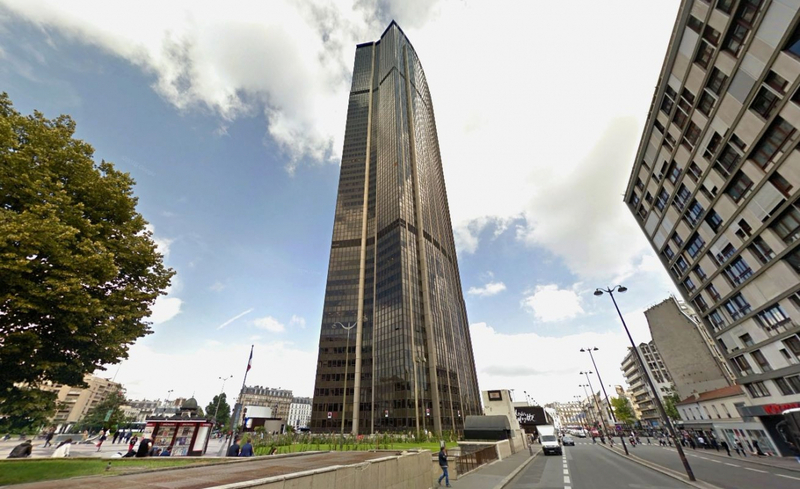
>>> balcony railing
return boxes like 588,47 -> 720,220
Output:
456,445 -> 499,475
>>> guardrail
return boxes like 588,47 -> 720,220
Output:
455,444 -> 498,475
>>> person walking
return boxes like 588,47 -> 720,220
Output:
753,440 -> 766,456
239,439 -> 254,457
735,439 -> 747,457
128,435 -> 138,453
437,446 -> 450,487
52,439 -> 72,458
721,440 -> 731,456
43,429 -> 55,448
96,429 -> 107,452
227,438 -> 241,457
112,430 -> 120,444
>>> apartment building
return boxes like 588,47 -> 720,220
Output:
40,374 -> 122,429
240,386 -> 293,421
288,397 -> 312,429
625,0 -> 800,455
621,342 -> 675,427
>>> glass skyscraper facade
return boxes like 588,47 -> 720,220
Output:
310,22 -> 481,435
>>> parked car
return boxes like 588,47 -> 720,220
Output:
562,435 -> 575,446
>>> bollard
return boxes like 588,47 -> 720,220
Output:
529,444 -> 534,456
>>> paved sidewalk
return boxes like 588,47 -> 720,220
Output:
660,444 -> 800,472
445,448 -> 538,489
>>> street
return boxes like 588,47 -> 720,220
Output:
606,441 -> 800,489
507,441 -> 686,489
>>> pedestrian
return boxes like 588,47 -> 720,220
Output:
160,446 -> 172,457
735,439 -> 746,457
125,431 -> 132,443
437,446 -> 450,487
112,430 -> 120,444
227,437 -> 241,457
711,438 -> 719,451
96,429 -> 107,451
52,439 -> 72,458
128,435 -> 138,453
721,440 -> 731,456
82,430 -> 89,442
136,438 -> 152,458
43,429 -> 55,448
7,440 -> 33,458
239,438 -> 254,457
753,440 -> 766,456
646,437 -> 651,445
688,437 -> 696,450
697,435 -> 705,448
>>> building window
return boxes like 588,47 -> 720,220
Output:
674,184 -> 691,210
724,256 -> 753,286
667,161 -> 682,184
661,86 -> 677,115
750,87 -> 781,119
656,188 -> 669,212
703,25 -> 721,46
705,132 -> 723,160
688,162 -> 703,182
784,335 -> 800,361
672,233 -> 684,247
716,243 -> 737,265
770,172 -> 794,198
745,381 -> 770,398
687,233 -> 706,258
771,203 -> 800,244
704,209 -> 723,232
784,20 -> 800,58
723,0 -> 762,57
709,309 -> 727,330
765,71 -> 789,95
717,0 -> 735,13
725,171 -> 753,203
645,191 -> 654,204
749,236 -> 775,265
686,199 -> 705,226
698,91 -> 716,116
707,283 -> 721,301
724,293 -> 751,320
636,177 -> 644,190
751,350 -> 772,372
732,355 -> 754,375
715,144 -> 741,176
775,376 -> 800,395
684,122 -> 702,148
688,15 -> 704,34
694,265 -> 707,281
676,256 -> 689,273
751,117 -> 796,168
739,333 -> 754,347
664,245 -> 675,260
707,68 -> 727,95
695,41 -> 715,69
787,246 -> 800,274
755,303 -> 791,333
695,295 -> 709,312
684,277 -> 696,292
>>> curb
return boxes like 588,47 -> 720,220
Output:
658,445 -> 800,474
491,448 -> 540,489
599,443 -> 722,489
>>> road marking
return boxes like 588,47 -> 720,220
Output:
696,456 -> 708,460
744,468 -> 766,473
777,474 -> 800,481
709,459 -> 722,463
724,463 -> 740,467
564,476 -> 571,484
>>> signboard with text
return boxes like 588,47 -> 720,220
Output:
514,406 -> 551,432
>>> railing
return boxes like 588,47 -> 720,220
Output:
455,445 -> 498,475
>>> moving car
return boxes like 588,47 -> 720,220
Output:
539,425 -> 561,455
562,435 -> 575,446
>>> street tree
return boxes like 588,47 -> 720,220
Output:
611,396 -> 636,425
0,93 -> 174,429
205,393 -> 231,428
663,392 -> 681,421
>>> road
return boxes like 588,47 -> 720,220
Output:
613,441 -> 800,489
507,440 -> 687,489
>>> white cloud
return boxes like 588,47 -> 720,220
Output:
467,281 -> 506,297
290,314 -> 307,329
143,225 -> 181,325
209,281 -> 226,292
253,315 -> 286,333
100,339 -> 316,405
522,284 -> 584,323
216,308 -> 254,330
143,223 -> 173,258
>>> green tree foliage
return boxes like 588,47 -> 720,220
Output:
611,396 -> 636,424
205,393 -> 231,428
663,392 -> 681,421
76,390 -> 127,432
0,93 -> 174,427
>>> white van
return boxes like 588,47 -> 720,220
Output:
538,425 -> 561,455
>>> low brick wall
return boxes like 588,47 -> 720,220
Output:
209,450 -> 435,489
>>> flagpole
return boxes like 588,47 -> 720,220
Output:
226,345 -> 253,453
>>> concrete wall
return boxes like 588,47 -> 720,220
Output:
211,450 -> 435,489
646,298 -> 731,400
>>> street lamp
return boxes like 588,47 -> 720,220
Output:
578,384 -> 600,434
214,375 -> 234,426
580,347 -> 628,455
332,321 -> 357,440
595,285 -> 695,481
166,389 -> 174,403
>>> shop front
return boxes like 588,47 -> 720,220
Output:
144,418 -> 213,456
738,401 -> 800,456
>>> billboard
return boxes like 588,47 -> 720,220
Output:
514,406 -> 551,431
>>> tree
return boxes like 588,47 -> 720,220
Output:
663,392 -> 681,421
75,390 -> 127,432
205,393 -> 231,428
0,93 -> 174,426
611,396 -> 636,425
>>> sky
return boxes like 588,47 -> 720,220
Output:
0,0 -> 684,410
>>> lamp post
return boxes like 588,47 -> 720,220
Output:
595,285 -> 695,481
580,347 -> 628,455
579,384 -> 600,434
333,321 -> 357,440
214,375 -> 233,427
166,389 -> 174,403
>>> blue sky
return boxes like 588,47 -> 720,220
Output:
0,0 -> 683,408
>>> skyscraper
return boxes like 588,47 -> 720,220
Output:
625,0 -> 800,455
310,22 -> 481,436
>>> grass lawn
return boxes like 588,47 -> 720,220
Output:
0,458 -> 217,485
256,440 -> 457,455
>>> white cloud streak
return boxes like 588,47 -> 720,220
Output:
467,281 -> 506,297
522,284 -> 584,323
216,308 -> 254,330
253,315 -> 286,333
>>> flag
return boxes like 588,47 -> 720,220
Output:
246,345 -> 253,372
